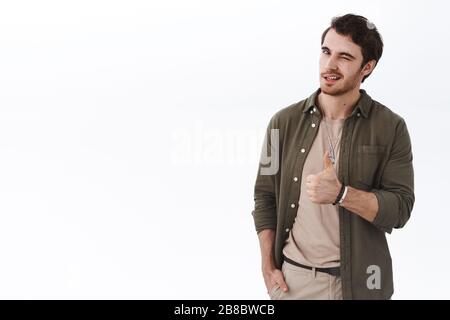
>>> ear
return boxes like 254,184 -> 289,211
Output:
361,59 -> 377,78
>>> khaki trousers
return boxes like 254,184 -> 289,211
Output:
269,261 -> 343,300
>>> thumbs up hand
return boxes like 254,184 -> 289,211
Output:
305,151 -> 343,204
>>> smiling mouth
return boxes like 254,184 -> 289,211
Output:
323,75 -> 341,81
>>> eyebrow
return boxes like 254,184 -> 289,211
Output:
321,46 -> 356,60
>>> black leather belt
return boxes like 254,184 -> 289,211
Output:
283,255 -> 341,277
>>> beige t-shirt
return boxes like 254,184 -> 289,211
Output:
282,116 -> 345,268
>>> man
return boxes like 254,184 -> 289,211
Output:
252,14 -> 414,300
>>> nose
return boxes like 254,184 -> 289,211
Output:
325,55 -> 338,70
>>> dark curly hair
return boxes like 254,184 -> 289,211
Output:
321,14 -> 383,83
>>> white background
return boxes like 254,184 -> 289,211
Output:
0,0 -> 448,299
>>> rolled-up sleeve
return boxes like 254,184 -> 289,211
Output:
252,116 -> 280,234
371,118 -> 415,234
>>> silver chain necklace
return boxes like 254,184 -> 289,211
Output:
319,107 -> 343,165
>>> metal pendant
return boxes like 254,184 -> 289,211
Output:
328,145 -> 336,164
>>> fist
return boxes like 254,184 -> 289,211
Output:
305,151 -> 342,204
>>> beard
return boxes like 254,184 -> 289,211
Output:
319,71 -> 360,96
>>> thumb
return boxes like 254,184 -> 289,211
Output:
323,150 -> 333,169
277,276 -> 289,292
274,270 -> 289,292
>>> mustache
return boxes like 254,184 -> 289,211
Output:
321,71 -> 343,77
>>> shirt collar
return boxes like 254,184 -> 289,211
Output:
302,88 -> 372,118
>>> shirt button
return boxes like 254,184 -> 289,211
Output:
300,148 -> 306,153
311,123 -> 316,128
313,107 -> 317,112
293,177 -> 298,182
357,112 -> 361,117
290,203 -> 296,208
285,228 -> 290,233
310,110 -> 313,114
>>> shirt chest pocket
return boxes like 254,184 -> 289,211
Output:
355,145 -> 386,188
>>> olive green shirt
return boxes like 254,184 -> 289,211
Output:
252,88 -> 415,299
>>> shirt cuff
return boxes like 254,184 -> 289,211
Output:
371,189 -> 395,234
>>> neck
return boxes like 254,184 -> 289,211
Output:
316,88 -> 361,120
